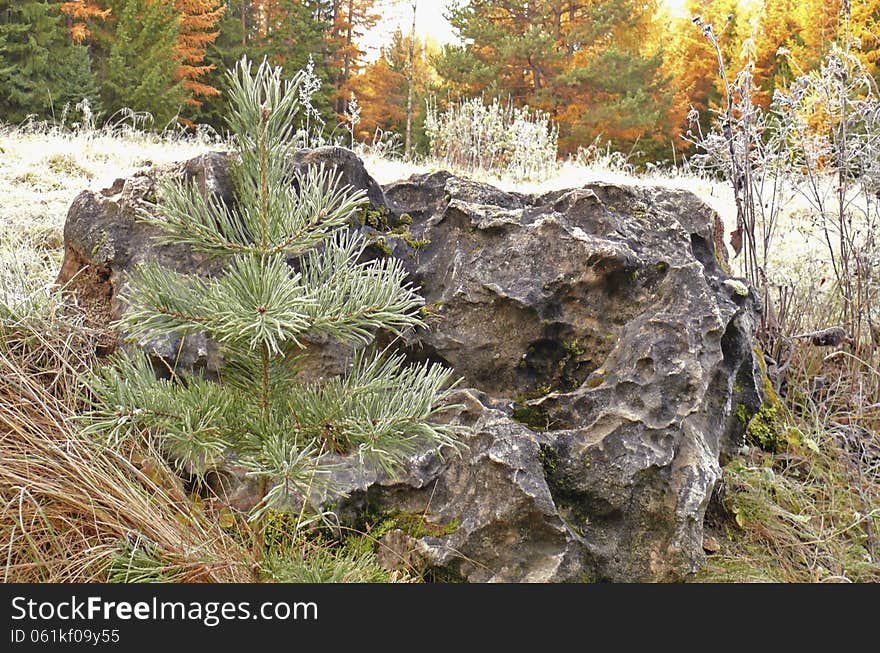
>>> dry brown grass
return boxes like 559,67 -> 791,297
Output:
0,301 -> 256,583
695,291 -> 880,583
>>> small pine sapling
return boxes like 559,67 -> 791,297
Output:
85,57 -> 462,523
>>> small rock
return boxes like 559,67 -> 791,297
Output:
375,529 -> 422,572
702,535 -> 721,554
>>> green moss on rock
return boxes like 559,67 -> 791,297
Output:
358,205 -> 392,230
371,510 -> 460,540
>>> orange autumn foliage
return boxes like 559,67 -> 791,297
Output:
328,0 -> 380,116
61,1 -> 111,43
173,0 -> 226,106
61,1 -> 224,107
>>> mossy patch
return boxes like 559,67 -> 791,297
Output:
358,205 -> 392,230
367,235 -> 393,257
263,509 -> 299,550
538,444 -> 559,476
418,301 -> 443,319
732,345 -> 795,454
369,510 -> 460,540
388,222 -> 430,250
518,333 -> 600,394
753,345 -> 784,410
512,403 -> 552,430
743,405 -> 785,452
562,339 -> 585,357
45,153 -> 93,179
399,231 -> 431,249
360,206 -> 430,252
512,385 -> 554,431
737,401 -> 819,455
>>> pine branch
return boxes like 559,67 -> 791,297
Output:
141,164 -> 367,259
238,437 -> 346,522
226,57 -> 304,177
81,350 -> 239,474
117,261 -> 211,342
139,180 -> 255,257
199,254 -> 314,354
289,350 -> 464,476
301,231 -> 426,344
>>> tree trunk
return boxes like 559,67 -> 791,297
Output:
345,0 -> 353,81
241,0 -> 247,48
405,1 -> 416,160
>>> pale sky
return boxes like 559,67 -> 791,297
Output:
363,0 -> 692,58
363,1 -> 457,59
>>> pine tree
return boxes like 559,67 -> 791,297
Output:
85,57 -> 462,520
436,0 -> 673,159
101,0 -> 186,127
436,0 -> 565,104
552,0 -> 671,157
0,1 -> 68,123
53,43 -> 103,123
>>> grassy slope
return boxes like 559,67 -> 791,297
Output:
1,129 -> 877,582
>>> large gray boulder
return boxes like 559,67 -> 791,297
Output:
58,150 -> 766,582
312,389 -> 583,582
346,172 -> 764,581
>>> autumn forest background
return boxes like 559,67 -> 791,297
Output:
1,0 -> 877,163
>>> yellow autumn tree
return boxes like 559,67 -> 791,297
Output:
787,0 -> 841,73
750,0 -> 800,108
353,57 -> 406,141
849,0 -> 880,79
663,0 -> 753,145
353,31 -> 438,145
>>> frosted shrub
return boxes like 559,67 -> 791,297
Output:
687,11 -> 880,393
425,96 -> 559,181
573,136 -> 637,175
770,43 -> 880,349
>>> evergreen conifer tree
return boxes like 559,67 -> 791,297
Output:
0,1 -> 68,123
53,43 -> 103,124
85,57 -> 461,520
101,0 -> 186,127
435,0 -> 673,159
